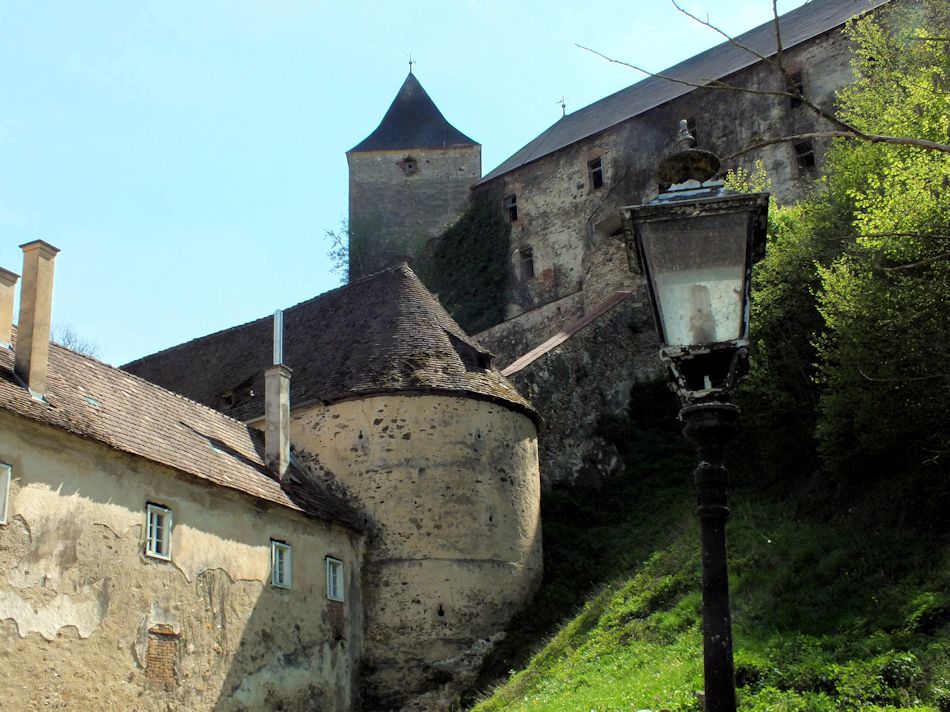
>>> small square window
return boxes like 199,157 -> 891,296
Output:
503,195 -> 518,223
794,140 -> 816,170
588,157 -> 604,189
399,156 -> 418,176
0,463 -> 10,525
271,540 -> 292,589
327,557 -> 344,602
145,503 -> 172,560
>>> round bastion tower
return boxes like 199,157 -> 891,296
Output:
286,266 -> 542,709
346,70 -> 481,281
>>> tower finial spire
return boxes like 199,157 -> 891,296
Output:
408,53 -> 415,74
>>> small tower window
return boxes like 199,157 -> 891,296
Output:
794,140 -> 816,170
588,157 -> 604,189
788,71 -> 804,108
520,247 -> 535,280
504,195 -> 518,222
398,156 -> 419,175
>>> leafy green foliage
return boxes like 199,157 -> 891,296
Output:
734,2 -> 950,511
415,190 -> 511,334
812,1 -> 950,487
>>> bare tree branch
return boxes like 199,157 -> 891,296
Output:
727,131 -> 950,158
578,2 -> 950,157
576,44 -> 801,100
858,367 -> 947,383
670,0 -> 776,66
880,252 -> 950,272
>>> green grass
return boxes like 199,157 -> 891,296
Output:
468,383 -> 950,711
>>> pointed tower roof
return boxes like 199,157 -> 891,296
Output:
349,73 -> 478,153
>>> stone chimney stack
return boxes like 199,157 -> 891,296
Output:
264,310 -> 291,480
0,267 -> 19,347
15,240 -> 60,398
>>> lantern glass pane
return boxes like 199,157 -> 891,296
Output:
640,211 -> 749,346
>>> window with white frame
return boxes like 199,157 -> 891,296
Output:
326,557 -> 344,602
0,463 -> 10,525
271,540 -> 292,589
145,503 -> 172,560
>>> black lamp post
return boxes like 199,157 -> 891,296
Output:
621,120 -> 769,712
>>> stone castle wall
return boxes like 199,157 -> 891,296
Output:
503,288 -> 663,489
0,411 -> 362,712
347,145 -> 481,280
482,26 -> 855,319
288,393 -> 542,710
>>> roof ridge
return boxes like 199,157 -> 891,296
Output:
123,264 -> 409,369
8,326 -> 259,438
478,0 -> 890,184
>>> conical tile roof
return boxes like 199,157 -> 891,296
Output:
123,264 -> 535,424
349,73 -> 478,152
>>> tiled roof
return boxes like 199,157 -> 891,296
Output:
478,0 -> 890,184
349,72 -> 478,153
0,329 -> 358,527
123,264 -> 537,424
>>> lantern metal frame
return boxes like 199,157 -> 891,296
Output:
622,185 -> 768,403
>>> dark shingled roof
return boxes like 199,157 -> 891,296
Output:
478,0 -> 891,184
0,329 -> 359,527
349,72 -> 478,153
123,264 -> 536,424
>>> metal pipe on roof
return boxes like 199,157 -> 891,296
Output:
273,309 -> 283,365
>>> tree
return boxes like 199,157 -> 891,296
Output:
812,0 -> 950,484
51,324 -> 101,359
730,0 -> 950,518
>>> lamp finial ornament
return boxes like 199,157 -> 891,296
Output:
656,119 -> 721,186
676,119 -> 696,150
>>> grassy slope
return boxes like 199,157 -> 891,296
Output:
469,384 -> 950,712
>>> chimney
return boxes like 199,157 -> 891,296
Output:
15,240 -> 60,398
0,267 -> 19,347
264,310 -> 291,480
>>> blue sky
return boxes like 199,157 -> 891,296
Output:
0,0 -> 806,365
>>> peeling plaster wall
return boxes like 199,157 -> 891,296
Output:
347,145 -> 481,280
289,394 -> 542,709
0,411 -> 363,711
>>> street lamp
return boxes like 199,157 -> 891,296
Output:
621,120 -> 769,712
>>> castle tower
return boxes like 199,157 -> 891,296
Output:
347,71 -> 481,281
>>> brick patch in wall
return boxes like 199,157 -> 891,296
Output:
145,624 -> 179,686
328,601 -> 346,641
